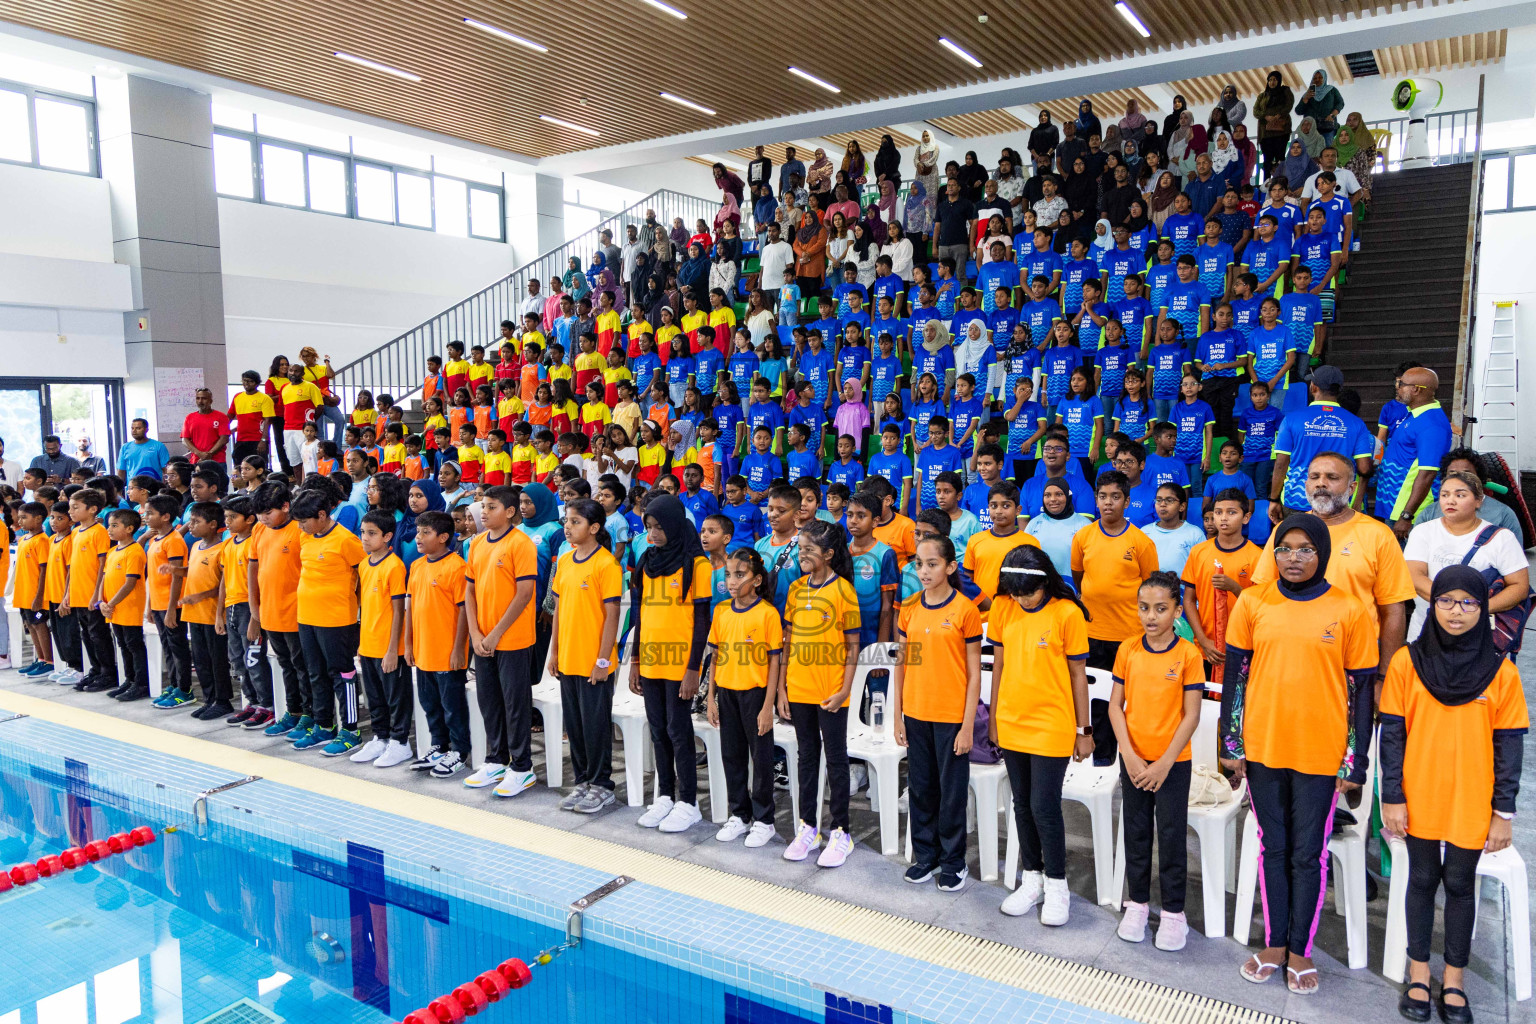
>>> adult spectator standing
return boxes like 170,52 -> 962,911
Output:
1413,447 -> 1526,537
1269,366 -> 1374,513
1253,451 -> 1414,684
1404,470 -> 1529,636
932,180 -> 976,285
180,388 -> 230,479
297,347 -> 346,446
228,372 -> 275,467
1294,70 -> 1344,144
620,226 -> 643,289
778,146 -> 805,196
713,162 -> 745,206
279,362 -> 326,471
30,435 -> 80,484
1055,121 -> 1086,180
1101,164 -> 1141,228
758,224 -> 794,309
598,230 -> 621,278
1300,147 -> 1363,202
873,133 -> 901,185
1375,368 -> 1453,538
75,437 -> 107,476
0,437 -> 21,490
520,278 -> 545,321
747,145 -> 773,197
1028,111 -> 1060,171
1252,71 -> 1296,176
116,418 -> 170,481
1183,153 -> 1224,220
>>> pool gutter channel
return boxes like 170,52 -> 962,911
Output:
0,692 -> 1298,1024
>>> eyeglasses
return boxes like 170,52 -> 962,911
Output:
1274,545 -> 1318,559
1434,595 -> 1481,613
1394,379 -> 1427,391
1042,445 -> 1068,454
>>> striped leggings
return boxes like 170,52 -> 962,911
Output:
1247,761 -> 1339,956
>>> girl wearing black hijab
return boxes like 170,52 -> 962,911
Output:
1381,565 -> 1526,1023
630,494 -> 712,833
873,133 -> 901,186
1220,514 -> 1379,996
957,150 -> 989,202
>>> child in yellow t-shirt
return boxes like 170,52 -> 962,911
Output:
101,509 -> 151,696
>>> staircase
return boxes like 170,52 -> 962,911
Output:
329,188 -> 721,411
1326,162 -> 1476,424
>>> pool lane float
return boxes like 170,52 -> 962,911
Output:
1,827 -> 157,888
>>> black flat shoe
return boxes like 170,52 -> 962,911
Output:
1398,982 -> 1432,1022
1437,986 -> 1472,1024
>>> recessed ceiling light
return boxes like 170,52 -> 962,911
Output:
1114,2 -> 1151,37
660,92 -> 716,116
462,18 -> 548,53
539,114 -> 601,137
787,66 -> 840,93
641,0 -> 688,19
938,37 -> 983,69
334,52 -> 422,82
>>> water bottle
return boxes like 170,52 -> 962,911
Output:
870,692 -> 885,744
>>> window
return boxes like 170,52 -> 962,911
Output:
211,125 -> 506,239
0,79 -> 98,175
1482,148 -> 1536,215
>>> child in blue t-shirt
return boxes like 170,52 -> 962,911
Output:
826,434 -> 866,492
870,331 -> 902,406
1055,367 -> 1105,483
1072,278 -> 1113,351
1200,439 -> 1257,514
740,425 -> 782,504
785,423 -> 822,483
1060,238 -> 1099,313
1145,240 -> 1179,314
1194,219 -> 1236,299
948,373 -> 985,460
913,416 -> 965,513
721,475 -> 767,543
1235,379 -> 1284,500
1003,377 -> 1049,483
778,270 -> 801,326
1113,366 -> 1152,443
1038,320 -> 1083,417
1172,372 -> 1215,495
1093,317 -> 1133,403
867,423 -> 913,512
1145,317 -> 1188,422
1021,276 -> 1060,349
908,373 -> 945,455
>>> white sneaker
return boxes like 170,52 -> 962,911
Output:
1041,877 -> 1070,926
349,738 -> 387,763
1154,910 -> 1189,951
744,821 -> 776,848
429,750 -> 466,778
816,828 -> 853,868
374,740 -> 414,768
849,763 -> 868,793
783,822 -> 820,861
1117,901 -> 1149,942
657,801 -> 702,833
1001,870 -> 1044,917
55,668 -> 81,685
493,770 -> 538,798
638,796 -> 675,828
715,817 -> 749,842
464,762 -> 507,789
0,656 -> 13,670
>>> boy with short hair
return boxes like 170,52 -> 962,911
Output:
249,482 -> 313,737
13,502 -> 52,677
45,502 -> 83,684
1144,421 -> 1192,492
914,416 -> 964,513
483,429 -> 513,486
740,425 -> 782,505
1235,380 -> 1284,499
721,475 -> 766,544
179,501 -> 232,719
1201,440 -> 1258,514
755,483 -> 804,612
100,509 -> 150,699
1181,489 -> 1260,676
405,509 -> 473,778
867,423 -> 913,513
62,488 -> 114,692
219,495 -> 273,729
403,434 -> 427,481
292,488 -> 366,754
455,423 -> 486,485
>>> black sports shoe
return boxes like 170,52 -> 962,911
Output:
937,868 -> 968,892
904,862 -> 937,884
79,678 -> 117,693
114,686 -> 150,702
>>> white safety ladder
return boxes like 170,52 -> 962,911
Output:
1473,300 -> 1520,468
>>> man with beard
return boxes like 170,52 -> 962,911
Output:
1250,451 -> 1414,685
1269,366 -> 1373,513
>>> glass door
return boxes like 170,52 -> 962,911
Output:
0,379 -> 123,476
0,387 -> 45,472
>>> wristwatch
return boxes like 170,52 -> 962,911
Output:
595,658 -> 612,670
1495,810 -> 1515,821
1077,726 -> 1092,736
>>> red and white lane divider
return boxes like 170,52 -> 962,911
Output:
399,956 -> 536,1024
1,826 -> 158,890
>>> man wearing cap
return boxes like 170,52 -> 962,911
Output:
1269,365 -> 1374,513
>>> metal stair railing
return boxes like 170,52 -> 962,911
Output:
328,188 -> 720,411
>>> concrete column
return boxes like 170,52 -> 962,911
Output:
505,171 -> 566,266
96,74 -> 225,447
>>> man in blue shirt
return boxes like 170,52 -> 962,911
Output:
116,418 -> 171,481
1183,152 -> 1224,220
1376,367 -> 1453,535
1269,365 -> 1375,511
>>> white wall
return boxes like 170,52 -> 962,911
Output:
576,161 -> 719,201
0,162 -> 133,379
1469,209 -> 1536,472
218,197 -> 517,381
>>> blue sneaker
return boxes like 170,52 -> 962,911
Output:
293,727 -> 336,751
263,712 -> 300,737
321,729 -> 361,757
285,714 -> 316,741
22,661 -> 53,677
155,688 -> 194,709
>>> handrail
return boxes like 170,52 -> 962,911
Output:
329,187 -> 721,409
1452,77 -> 1486,431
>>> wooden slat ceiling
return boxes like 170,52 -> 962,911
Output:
1322,30 -> 1506,83
1167,65 -> 1302,106
727,142 -> 798,164
0,0 -> 1451,157
928,110 -> 1030,138
1039,89 -> 1158,125
823,128 -> 917,152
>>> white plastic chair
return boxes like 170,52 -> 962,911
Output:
1382,835 -> 1531,1000
609,678 -> 654,807
1110,694 -> 1246,936
144,625 -> 163,699
691,713 -> 731,823
409,672 -> 486,769
835,643 -> 905,854
529,671 -> 565,787
1003,667 -> 1120,905
1234,730 -> 1377,970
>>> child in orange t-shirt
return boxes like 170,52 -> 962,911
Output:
144,493 -> 193,706
180,501 -> 232,715
472,385 -> 496,442
404,510 -> 472,775
357,509 -> 411,765
101,509 -> 151,695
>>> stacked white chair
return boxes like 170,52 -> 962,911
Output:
528,671 -> 565,786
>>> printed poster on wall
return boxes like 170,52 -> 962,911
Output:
154,367 -> 205,432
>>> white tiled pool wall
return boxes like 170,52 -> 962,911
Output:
0,711 -> 1104,1024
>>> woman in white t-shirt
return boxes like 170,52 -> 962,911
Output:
881,222 -> 915,282
1403,469 -> 1530,637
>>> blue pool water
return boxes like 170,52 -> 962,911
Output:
0,711 -> 1129,1024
